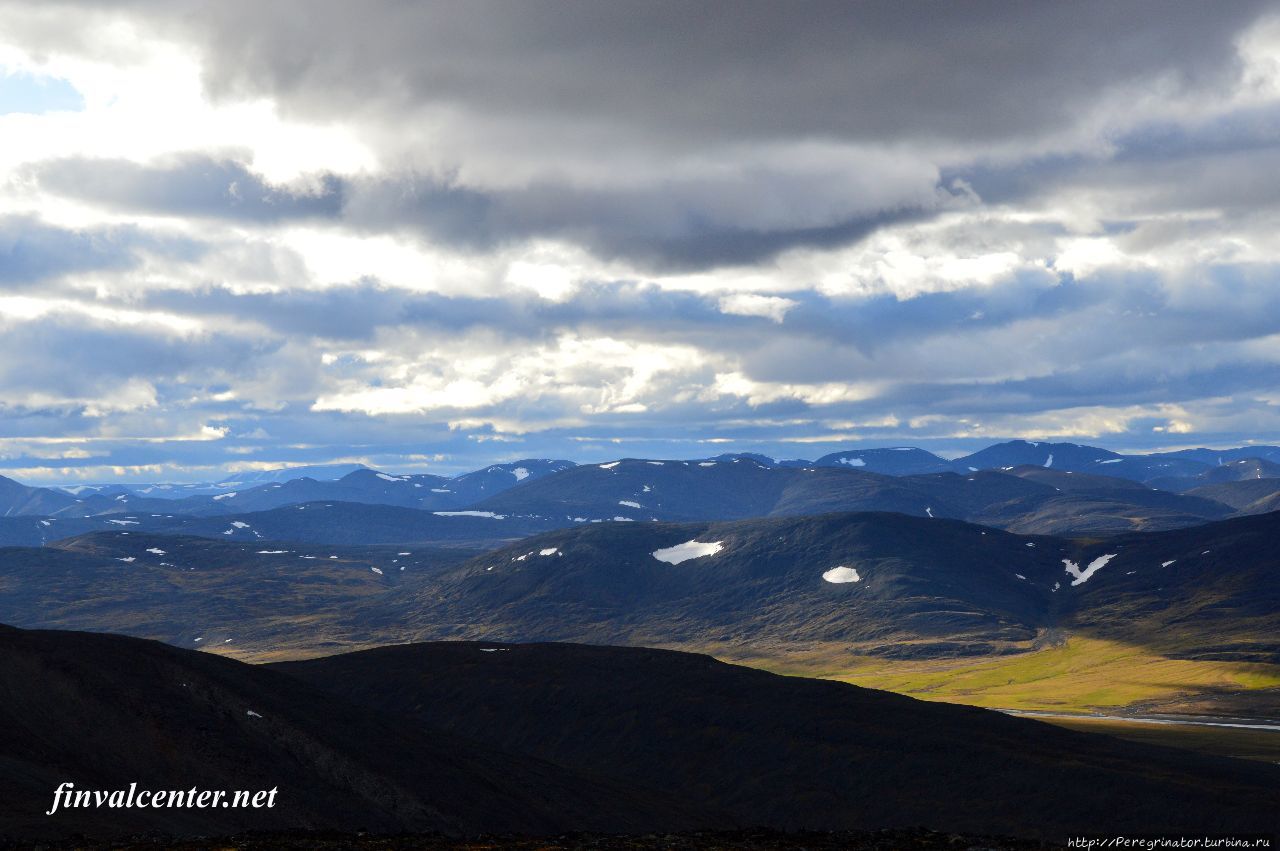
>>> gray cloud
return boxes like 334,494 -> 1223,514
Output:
31,155 -> 343,222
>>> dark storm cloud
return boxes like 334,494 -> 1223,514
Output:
167,1 -> 1265,147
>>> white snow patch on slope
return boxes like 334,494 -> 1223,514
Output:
376,472 -> 406,482
106,519 -> 138,526
1062,553 -> 1117,586
619,500 -> 642,508
839,457 -> 866,467
539,548 -> 559,556
370,566 -> 383,575
822,566 -> 861,583
512,467 -> 530,481
146,548 -> 166,555
257,550 -> 287,554
698,461 -> 716,467
230,521 -> 250,529
599,461 -> 621,469
434,510 -> 506,519
1044,454 -> 1054,468
652,540 -> 724,564
213,491 -> 237,500
1161,559 -> 1176,567
1098,458 -> 1122,464
116,557 -> 135,563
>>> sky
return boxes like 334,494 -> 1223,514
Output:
2,2 -> 1280,483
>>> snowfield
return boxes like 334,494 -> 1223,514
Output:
652,540 -> 724,564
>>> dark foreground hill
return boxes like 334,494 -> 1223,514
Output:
273,641 -> 1280,839
0,624 -> 1272,843
0,626 -> 707,843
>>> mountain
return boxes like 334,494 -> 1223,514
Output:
401,512 -> 1064,652
471,460 -> 1232,536
1059,512 -> 1280,663
388,510 -> 1280,663
1150,457 -> 1280,492
1150,445 -> 1280,466
812,446 -> 953,475
953,439 -> 1121,471
274,641 -> 1280,839
0,531 -> 477,658
1185,478 -> 1280,511
151,500 -> 559,547
0,625 -> 706,842
217,463 -> 369,486
0,475 -> 79,517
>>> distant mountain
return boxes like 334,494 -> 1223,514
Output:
813,446 -> 953,475
0,475 -> 79,517
1150,457 -> 1280,492
1150,445 -> 1280,466
953,439 -> 1122,471
0,626 -> 704,842
150,500 -> 559,547
1185,478 -> 1280,510
276,641 -> 1280,839
471,460 -> 1231,536
217,463 -> 370,486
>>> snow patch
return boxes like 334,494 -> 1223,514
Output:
822,566 -> 861,583
434,510 -> 506,519
1062,553 -> 1117,586
619,500 -> 642,508
212,491 -> 237,500
599,461 -> 621,469
539,548 -> 559,556
652,540 -> 724,564
1161,559 -> 1176,567
116,557 -> 135,563
257,550 -> 287,554
839,457 -> 866,467
512,467 -> 530,481
376,472 -> 406,482
106,519 -> 138,526
371,566 -> 383,575
1044,454 -> 1054,468
230,521 -> 250,529
146,548 -> 166,555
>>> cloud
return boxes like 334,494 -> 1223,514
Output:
31,155 -> 343,221
2,3 -> 1280,480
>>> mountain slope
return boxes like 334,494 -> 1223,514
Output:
0,475 -> 79,517
0,531 -> 475,658
812,446 -> 953,474
274,641 -> 1280,839
0,626 -> 707,842
404,512 -> 1065,652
